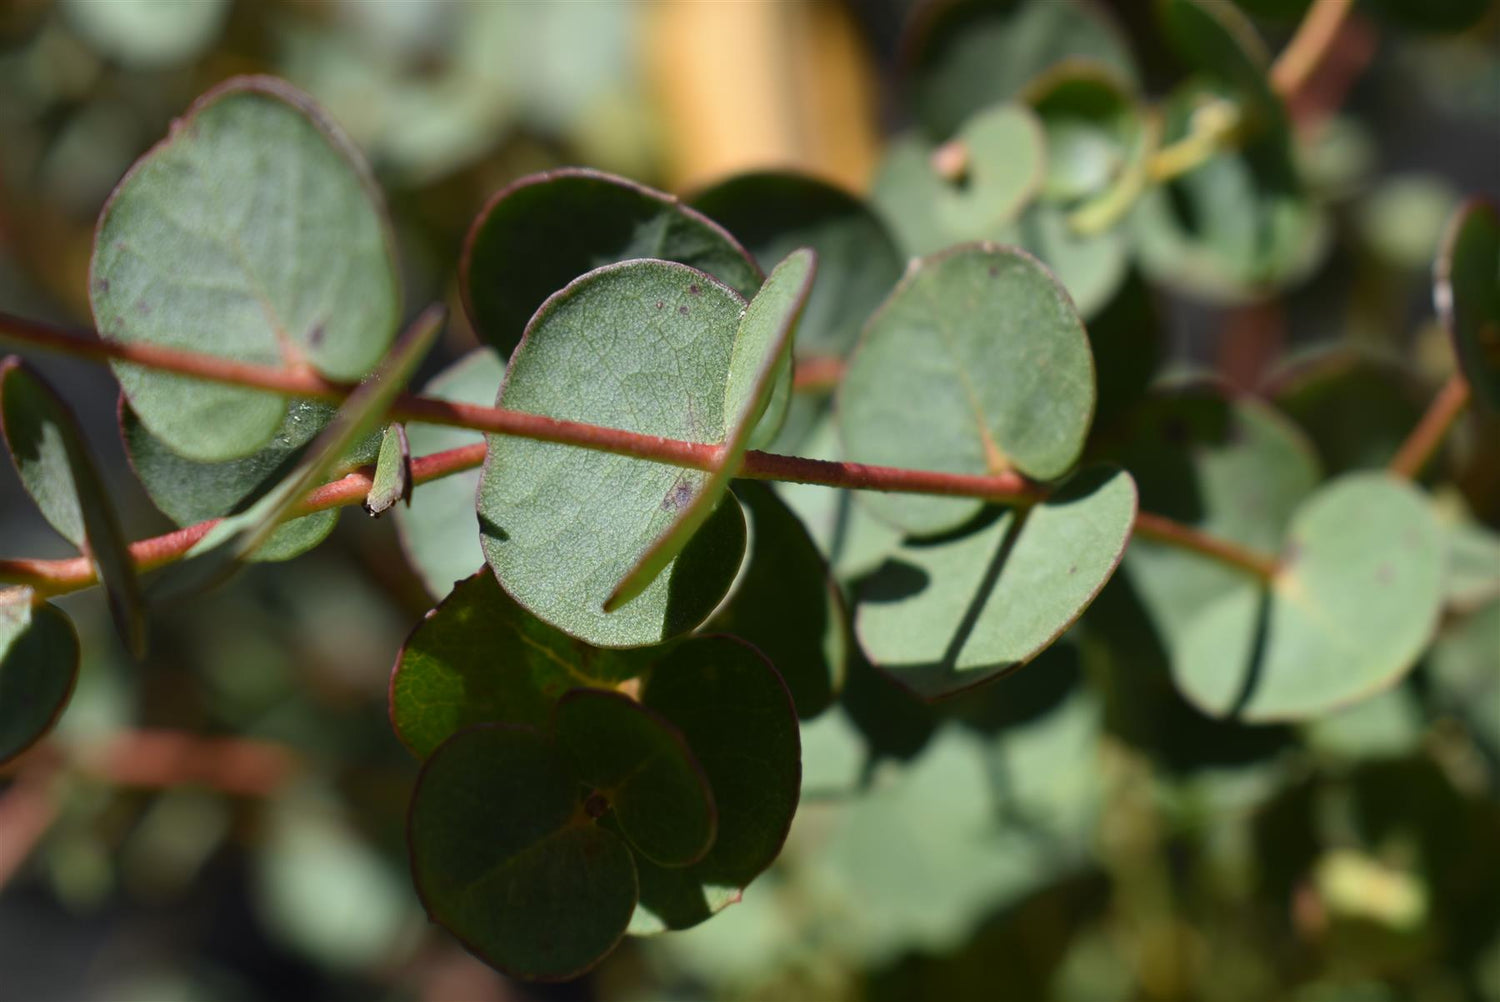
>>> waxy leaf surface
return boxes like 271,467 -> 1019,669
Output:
91,76 -> 399,461
604,249 -> 814,613
852,466 -> 1137,699
478,261 -> 748,647
839,244 -> 1095,535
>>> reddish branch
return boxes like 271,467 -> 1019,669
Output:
1389,373 -> 1472,479
0,309 -> 1287,587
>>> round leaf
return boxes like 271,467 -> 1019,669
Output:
554,689 -> 716,868
871,105 -> 1046,257
0,591 -> 79,765
690,171 -> 903,360
631,636 -> 801,933
1163,473 -> 1445,721
1435,199 -> 1500,412
408,725 -> 637,981
478,260 -> 749,647
390,572 -> 645,760
852,466 -> 1137,700
838,244 -> 1096,535
393,348 -> 505,599
91,76 -> 400,461
604,249 -> 814,613
461,168 -> 762,356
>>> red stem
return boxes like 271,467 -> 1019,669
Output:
1388,373 -> 1471,479
0,309 -> 1280,588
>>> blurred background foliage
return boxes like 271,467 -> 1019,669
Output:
0,1 -> 1497,1000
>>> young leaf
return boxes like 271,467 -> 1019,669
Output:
0,588 -> 80,765
603,249 -> 815,613
91,76 -> 400,462
630,636 -> 801,933
1023,62 -> 1143,206
706,482 -> 847,719
393,348 -> 505,599
389,572 -> 646,760
461,168 -> 762,356
553,689 -> 716,868
407,724 -> 637,981
871,105 -> 1045,257
1153,473 -> 1444,721
363,422 -> 411,516
162,306 -> 443,593
1435,199 -> 1500,412
1,358 -> 146,655
690,171 -> 903,361
852,466 -> 1137,700
478,260 -> 748,647
838,244 -> 1096,535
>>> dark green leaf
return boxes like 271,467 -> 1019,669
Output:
0,589 -> 79,765
838,244 -> 1096,535
461,168 -> 762,357
390,572 -> 644,760
706,482 -> 847,719
1,359 -> 146,655
1435,199 -> 1500,412
690,171 -> 904,360
631,636 -> 801,932
1267,348 -> 1428,473
394,348 -> 504,599
604,249 -> 814,613
91,76 -> 400,462
478,260 -> 748,647
554,689 -> 715,868
852,466 -> 1137,700
408,724 -> 637,981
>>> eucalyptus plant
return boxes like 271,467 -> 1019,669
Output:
0,0 -> 1496,987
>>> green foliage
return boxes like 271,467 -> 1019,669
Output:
851,467 -> 1136,700
477,260 -> 749,647
839,245 -> 1095,534
0,588 -> 79,764
1,359 -> 144,653
461,168 -> 762,357
91,76 -> 400,462
1,7 -> 1495,988
1438,199 -> 1500,411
